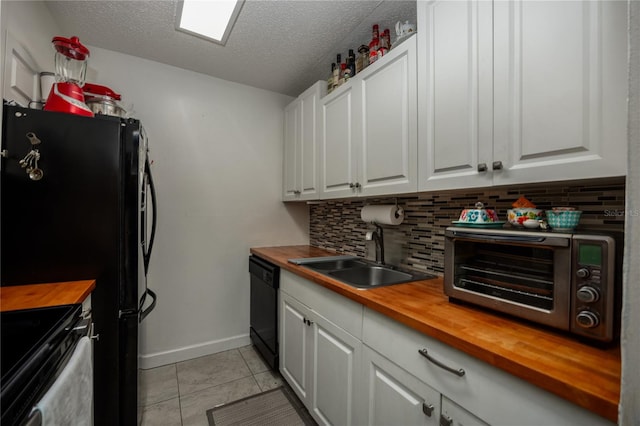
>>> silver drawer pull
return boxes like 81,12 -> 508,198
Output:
418,348 -> 465,377
440,414 -> 453,426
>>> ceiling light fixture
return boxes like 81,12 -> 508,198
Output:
176,0 -> 244,45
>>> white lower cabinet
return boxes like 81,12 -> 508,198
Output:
280,293 -> 311,401
361,345 -> 441,426
361,345 -> 487,426
440,396 -> 488,426
279,271 -> 363,425
362,308 -> 613,426
309,310 -> 361,425
277,270 -> 613,426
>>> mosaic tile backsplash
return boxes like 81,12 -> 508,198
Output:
309,178 -> 626,276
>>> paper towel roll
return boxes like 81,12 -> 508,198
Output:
361,205 -> 404,225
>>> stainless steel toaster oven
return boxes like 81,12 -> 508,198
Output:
444,227 -> 622,342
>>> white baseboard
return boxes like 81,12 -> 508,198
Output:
139,333 -> 251,369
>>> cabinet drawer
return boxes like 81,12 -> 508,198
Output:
281,270 -> 363,339
362,308 -> 612,426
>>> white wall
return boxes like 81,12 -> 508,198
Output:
0,0 -> 60,73
86,47 -> 309,367
620,1 -> 640,423
0,1 -> 61,130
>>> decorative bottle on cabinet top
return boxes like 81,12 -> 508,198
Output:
327,62 -> 336,93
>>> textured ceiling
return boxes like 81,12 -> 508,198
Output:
45,0 -> 416,97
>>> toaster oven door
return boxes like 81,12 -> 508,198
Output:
444,229 -> 572,330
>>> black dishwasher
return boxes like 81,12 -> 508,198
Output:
249,255 -> 280,370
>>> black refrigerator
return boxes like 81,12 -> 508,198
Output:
0,103 -> 157,425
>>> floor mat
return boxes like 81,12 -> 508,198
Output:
206,386 -> 316,426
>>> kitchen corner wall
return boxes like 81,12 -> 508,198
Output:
310,178 -> 626,275
85,48 -> 309,368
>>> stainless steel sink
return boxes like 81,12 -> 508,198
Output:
288,255 -> 434,289
328,266 -> 416,287
302,258 -> 368,271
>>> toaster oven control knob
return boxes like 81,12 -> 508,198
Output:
576,311 -> 600,328
577,286 -> 600,303
576,268 -> 590,278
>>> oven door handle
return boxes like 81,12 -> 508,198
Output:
448,231 -> 569,246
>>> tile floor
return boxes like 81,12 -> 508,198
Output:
139,345 -> 285,426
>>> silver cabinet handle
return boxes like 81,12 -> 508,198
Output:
477,163 -> 487,172
418,348 -> 465,377
349,183 -> 355,189
492,160 -> 503,170
440,414 -> 453,426
293,190 -> 301,195
422,403 -> 434,417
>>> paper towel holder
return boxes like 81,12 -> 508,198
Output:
362,200 -> 403,221
381,198 -> 404,219
392,198 -> 403,219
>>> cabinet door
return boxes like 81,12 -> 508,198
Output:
417,0 -> 493,191
298,85 -> 320,199
440,396 -> 488,426
2,32 -> 41,108
493,0 -> 628,184
309,312 -> 361,426
359,35 -> 418,196
362,346 -> 440,426
279,292 -> 312,404
283,100 -> 300,201
320,86 -> 358,199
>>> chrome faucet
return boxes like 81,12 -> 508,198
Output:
365,224 -> 385,265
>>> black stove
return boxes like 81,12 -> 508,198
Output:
1,304 -> 83,425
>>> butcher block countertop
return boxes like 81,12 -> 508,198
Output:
250,245 -> 620,422
0,280 -> 96,312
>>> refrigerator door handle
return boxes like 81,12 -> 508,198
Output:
142,157 -> 157,275
139,289 -> 157,323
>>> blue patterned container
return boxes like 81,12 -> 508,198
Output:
546,210 -> 582,230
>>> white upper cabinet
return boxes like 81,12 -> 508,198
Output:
320,35 -> 418,199
417,0 -> 493,190
358,35 -> 418,196
283,81 -> 326,201
2,32 -> 41,108
320,84 -> 358,198
283,100 -> 300,200
417,0 -> 628,191
492,0 -> 628,185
